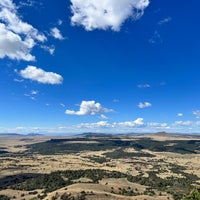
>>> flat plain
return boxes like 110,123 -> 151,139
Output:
0,132 -> 200,200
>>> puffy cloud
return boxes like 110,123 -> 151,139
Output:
19,65 -> 63,84
193,110 -> 200,118
66,100 -> 113,115
77,118 -> 144,130
0,0 -> 46,61
50,27 -> 64,40
77,121 -> 111,129
70,0 -> 150,31
118,118 -> 144,127
138,102 -> 152,108
177,113 -> 183,117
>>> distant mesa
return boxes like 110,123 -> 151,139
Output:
27,133 -> 43,136
152,132 -> 171,137
78,132 -> 113,137
0,133 -> 43,136
0,133 -> 23,136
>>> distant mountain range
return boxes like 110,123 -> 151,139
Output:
0,133 -> 43,136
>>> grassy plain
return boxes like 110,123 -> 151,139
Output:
0,133 -> 200,200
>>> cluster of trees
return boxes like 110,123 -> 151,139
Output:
9,169 -> 126,192
7,166 -> 200,199
0,195 -> 10,200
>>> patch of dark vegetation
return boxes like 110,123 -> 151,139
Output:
0,173 -> 40,189
89,156 -> 109,164
127,164 -> 200,200
26,137 -> 200,155
130,139 -> 200,154
26,138 -> 133,155
0,195 -> 11,200
0,150 -> 9,154
183,188 -> 200,200
104,148 -> 155,159
8,169 -> 126,193
4,164 -> 199,199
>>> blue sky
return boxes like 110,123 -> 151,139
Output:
0,0 -> 200,134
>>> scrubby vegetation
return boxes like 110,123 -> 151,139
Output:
26,137 -> 200,155
0,195 -> 10,200
8,169 -> 126,192
104,148 -> 155,159
183,188 -> 200,200
0,150 -> 8,154
1,134 -> 200,199
4,166 -> 199,199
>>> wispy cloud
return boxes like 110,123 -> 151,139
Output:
149,30 -> 162,44
24,90 -> 38,100
147,122 -> 169,129
100,114 -> 108,119
158,17 -> 172,25
193,110 -> 200,118
60,103 -> 65,108
19,65 -> 63,84
50,27 -> 64,40
19,0 -> 36,7
66,100 -> 113,115
113,99 -> 119,103
41,45 -> 55,55
14,78 -> 24,83
137,84 -> 151,88
173,121 -> 193,126
70,0 -> 150,31
138,102 -> 152,108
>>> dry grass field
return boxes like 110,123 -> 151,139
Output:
0,133 -> 200,200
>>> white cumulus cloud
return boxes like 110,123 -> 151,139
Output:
138,102 -> 152,108
19,65 -> 63,84
77,121 -> 111,129
0,0 -> 46,61
70,0 -> 150,31
118,118 -> 144,127
66,100 -> 113,115
50,27 -> 64,40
